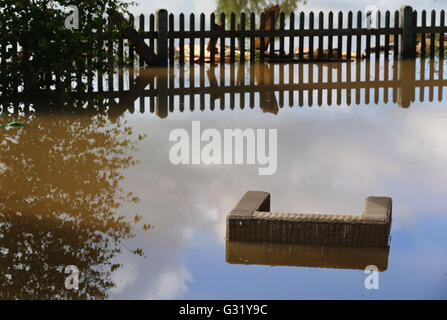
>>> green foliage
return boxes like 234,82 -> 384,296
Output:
6,121 -> 24,127
216,0 -> 306,27
0,0 -> 135,97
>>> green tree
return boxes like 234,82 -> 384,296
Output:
0,0 -> 135,97
216,0 -> 305,22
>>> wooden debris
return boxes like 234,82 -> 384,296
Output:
207,22 -> 223,54
416,37 -> 447,54
176,45 -> 366,64
294,47 -> 365,61
369,44 -> 396,53
253,64 -> 278,114
111,12 -> 161,66
176,44 -> 251,63
255,5 -> 280,50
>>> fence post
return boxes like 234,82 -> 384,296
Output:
399,5 -> 415,58
156,9 -> 168,66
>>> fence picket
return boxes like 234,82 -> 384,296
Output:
220,13 -> 226,63
149,14 -> 154,52
220,64 -> 225,109
309,12 -> 314,60
118,30 -> 123,91
366,10 -> 371,59
129,14 -> 135,89
210,13 -> 216,64
280,12 -> 285,58
356,11 -> 362,60
421,11 -> 426,58
289,13 -> 295,58
97,18 -> 104,92
412,10 -> 417,57
440,10 -> 445,58
329,11 -> 334,58
430,10 -> 436,58
346,61 -> 352,105
260,13 -> 265,62
200,64 -> 205,110
375,11 -> 381,60
289,63 -> 294,106
240,13 -> 246,63
200,13 -> 205,63
108,18 -> 114,92
394,10 -> 399,57
230,13 -> 236,62
318,12 -> 324,58
249,64 -> 255,108
385,11 -> 390,57
337,12 -> 343,60
269,11 -> 275,59
347,11 -> 352,60
179,65 -> 185,112
179,13 -> 185,64
298,12 -> 305,60
139,15 -> 145,69
169,13 -> 175,66
250,13 -> 255,62
189,13 -> 195,65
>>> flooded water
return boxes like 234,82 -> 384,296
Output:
1,55 -> 447,299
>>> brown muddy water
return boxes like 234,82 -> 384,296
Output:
1,58 -> 447,299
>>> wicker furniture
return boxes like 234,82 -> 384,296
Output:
226,191 -> 392,248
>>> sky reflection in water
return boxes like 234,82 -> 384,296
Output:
3,56 -> 447,299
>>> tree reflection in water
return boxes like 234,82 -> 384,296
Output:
0,104 -> 147,299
